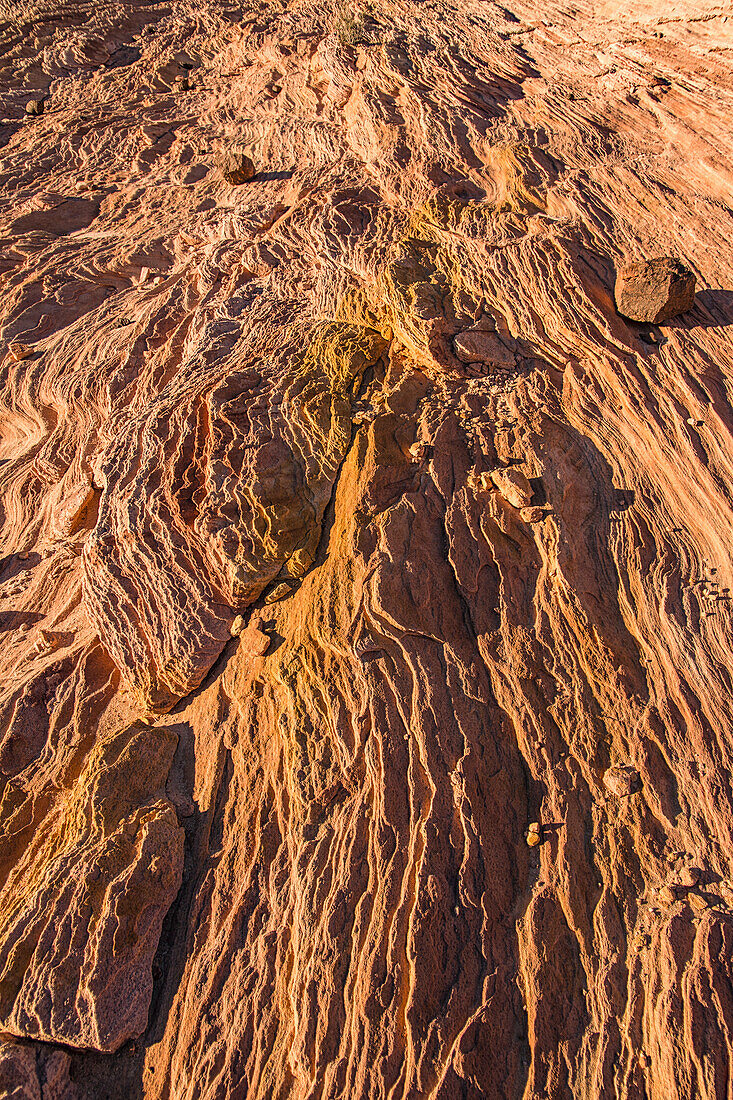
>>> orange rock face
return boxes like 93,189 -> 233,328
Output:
1,0 -> 733,1096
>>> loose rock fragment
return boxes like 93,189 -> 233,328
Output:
491,468 -> 534,509
658,885 -> 677,906
287,548 -> 314,578
470,471 -> 493,492
675,866 -> 701,889
171,51 -> 197,69
603,765 -> 640,797
265,582 -> 291,604
238,625 -> 270,657
453,329 -> 516,367
354,632 -> 383,658
32,629 -> 60,656
8,343 -> 33,361
614,257 -> 696,323
25,98 -> 44,117
688,891 -> 709,912
218,147 -> 256,185
409,441 -> 431,460
521,506 -> 546,523
230,614 -> 244,636
526,821 -> 542,847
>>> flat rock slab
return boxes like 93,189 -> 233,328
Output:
453,329 -> 516,367
0,725 -> 184,1052
603,765 -> 641,797
615,257 -> 696,324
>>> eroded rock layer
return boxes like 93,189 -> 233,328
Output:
0,0 -> 733,1096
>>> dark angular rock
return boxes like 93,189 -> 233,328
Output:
615,257 -> 696,324
218,147 -> 256,185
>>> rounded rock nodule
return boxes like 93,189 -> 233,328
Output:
614,257 -> 696,324
218,147 -> 256,185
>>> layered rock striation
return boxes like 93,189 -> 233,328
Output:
0,0 -> 733,1097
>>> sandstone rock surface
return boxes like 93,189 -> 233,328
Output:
452,329 -> 515,368
0,0 -> 732,1097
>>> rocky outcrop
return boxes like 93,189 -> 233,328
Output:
0,720 -> 184,1051
81,320 -> 387,710
0,0 -> 732,1097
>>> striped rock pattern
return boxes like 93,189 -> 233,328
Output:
0,0 -> 732,1097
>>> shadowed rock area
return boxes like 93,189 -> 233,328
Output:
0,0 -> 733,1097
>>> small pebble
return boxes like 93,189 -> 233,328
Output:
265,582 -> 291,604
520,506 -> 546,524
675,866 -> 701,889
603,765 -> 641,797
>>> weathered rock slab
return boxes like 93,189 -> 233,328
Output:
453,329 -> 516,367
0,725 -> 184,1052
603,765 -> 641,797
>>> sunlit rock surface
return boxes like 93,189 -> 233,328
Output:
0,0 -> 733,1096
